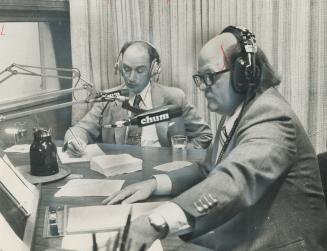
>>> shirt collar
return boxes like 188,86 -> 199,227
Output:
138,82 -> 151,101
129,82 -> 151,107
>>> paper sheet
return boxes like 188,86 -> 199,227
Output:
57,144 -> 105,164
90,154 -> 143,177
62,232 -> 162,251
153,161 -> 192,172
66,202 -> 164,234
4,144 -> 31,153
54,179 -> 124,197
0,213 -> 25,251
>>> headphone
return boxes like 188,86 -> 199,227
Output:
114,40 -> 161,82
221,26 -> 261,94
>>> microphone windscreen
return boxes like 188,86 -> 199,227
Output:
119,89 -> 129,97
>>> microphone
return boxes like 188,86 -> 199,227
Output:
96,88 -> 129,98
103,104 -> 183,128
86,88 -> 130,103
86,96 -> 129,103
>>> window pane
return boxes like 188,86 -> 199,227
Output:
0,22 -> 42,100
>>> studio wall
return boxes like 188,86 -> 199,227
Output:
70,0 -> 327,153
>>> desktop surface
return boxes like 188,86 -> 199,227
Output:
8,143 -> 210,251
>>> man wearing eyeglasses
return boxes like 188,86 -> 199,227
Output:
104,26 -> 327,251
63,41 -> 212,156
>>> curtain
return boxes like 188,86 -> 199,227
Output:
69,0 -> 327,153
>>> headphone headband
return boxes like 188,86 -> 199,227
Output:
114,40 -> 161,77
220,25 -> 260,93
221,26 -> 257,54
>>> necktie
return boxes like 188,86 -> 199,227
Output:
126,95 -> 143,145
219,126 -> 228,147
216,125 -> 228,164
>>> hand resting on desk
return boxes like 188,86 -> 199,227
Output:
102,179 -> 157,205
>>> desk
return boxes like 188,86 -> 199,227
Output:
8,144 -> 211,251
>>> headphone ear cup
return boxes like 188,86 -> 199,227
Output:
150,60 -> 161,82
114,62 -> 119,75
231,57 -> 261,94
231,57 -> 248,94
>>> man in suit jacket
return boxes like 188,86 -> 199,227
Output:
104,26 -> 327,250
64,41 -> 212,156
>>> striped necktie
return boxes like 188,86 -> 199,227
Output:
216,125 -> 228,163
126,95 -> 143,145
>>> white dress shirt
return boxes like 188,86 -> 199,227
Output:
128,83 -> 161,147
152,103 -> 244,236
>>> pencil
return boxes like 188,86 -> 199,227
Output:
92,232 -> 98,251
120,206 -> 133,251
112,230 -> 121,251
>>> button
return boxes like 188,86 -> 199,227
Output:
199,198 -> 209,210
193,201 -> 205,213
203,195 -> 214,207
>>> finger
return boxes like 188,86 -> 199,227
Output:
122,191 -> 145,204
130,239 -> 146,251
66,147 -> 83,158
69,140 -> 86,155
106,188 -> 135,205
102,190 -> 121,205
66,142 -> 86,157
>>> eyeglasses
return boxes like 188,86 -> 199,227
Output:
193,69 -> 230,89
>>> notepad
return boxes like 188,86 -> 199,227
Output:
153,160 -> 192,172
54,179 -> 124,197
62,233 -> 162,251
57,144 -> 105,164
90,154 -> 143,177
66,202 -> 163,234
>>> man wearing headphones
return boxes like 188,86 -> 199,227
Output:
104,27 -> 327,250
64,41 -> 212,156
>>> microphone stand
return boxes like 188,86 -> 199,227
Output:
0,63 -> 96,122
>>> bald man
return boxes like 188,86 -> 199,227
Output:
64,41 -> 212,156
105,27 -> 327,250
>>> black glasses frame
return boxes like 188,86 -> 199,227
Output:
193,69 -> 230,89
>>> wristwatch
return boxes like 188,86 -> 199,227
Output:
147,213 -> 169,239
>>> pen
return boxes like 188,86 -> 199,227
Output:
120,206 -> 133,251
92,232 -> 98,251
62,141 -> 69,152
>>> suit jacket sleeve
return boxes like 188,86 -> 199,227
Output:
168,106 -> 297,238
64,102 -> 107,144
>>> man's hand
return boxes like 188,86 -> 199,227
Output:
64,139 -> 86,157
126,216 -> 161,251
102,179 -> 157,205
